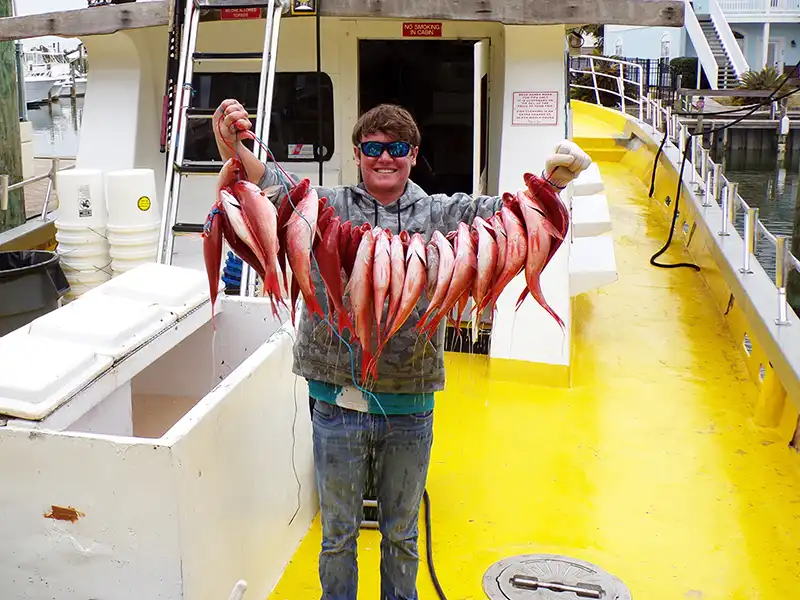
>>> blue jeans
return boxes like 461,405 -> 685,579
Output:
310,398 -> 434,600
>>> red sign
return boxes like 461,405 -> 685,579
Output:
220,8 -> 262,20
402,22 -> 442,37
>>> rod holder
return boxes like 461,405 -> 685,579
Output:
719,181 -> 737,236
775,235 -> 791,326
739,207 -> 758,275
0,175 -> 8,212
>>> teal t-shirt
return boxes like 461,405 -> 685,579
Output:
308,379 -> 434,415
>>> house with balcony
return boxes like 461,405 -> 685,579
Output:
604,0 -> 800,89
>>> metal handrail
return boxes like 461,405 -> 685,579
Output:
0,156 -> 76,221
568,61 -> 798,325
645,94 -> 799,324
570,55 -> 644,122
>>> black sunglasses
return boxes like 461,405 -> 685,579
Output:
358,141 -> 413,158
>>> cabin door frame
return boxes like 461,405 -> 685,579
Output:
472,39 -> 490,197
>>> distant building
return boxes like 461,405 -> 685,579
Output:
604,0 -> 800,89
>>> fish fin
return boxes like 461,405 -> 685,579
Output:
515,287 -> 529,311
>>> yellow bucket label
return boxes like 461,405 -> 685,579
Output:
137,196 -> 151,211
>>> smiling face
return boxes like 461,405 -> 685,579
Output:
354,131 -> 418,205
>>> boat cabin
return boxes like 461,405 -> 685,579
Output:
37,4 -> 800,600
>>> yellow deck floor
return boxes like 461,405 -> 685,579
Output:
268,152 -> 800,599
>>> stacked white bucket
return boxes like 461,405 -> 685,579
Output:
55,169 -> 112,301
104,169 -> 160,277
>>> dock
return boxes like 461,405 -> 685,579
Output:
24,158 -> 74,220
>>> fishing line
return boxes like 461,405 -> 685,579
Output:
647,58 -> 800,271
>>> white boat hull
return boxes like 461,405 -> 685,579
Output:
26,77 -> 60,104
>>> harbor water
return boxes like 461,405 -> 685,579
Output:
28,97 -> 83,157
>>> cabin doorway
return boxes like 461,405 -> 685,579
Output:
358,39 -> 489,197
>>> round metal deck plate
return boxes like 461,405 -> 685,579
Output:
482,554 -> 632,599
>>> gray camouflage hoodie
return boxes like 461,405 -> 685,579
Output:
258,166 -> 503,394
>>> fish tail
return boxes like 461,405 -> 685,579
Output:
361,349 -> 376,385
290,277 -> 300,326
338,309 -> 354,338
306,293 -> 326,321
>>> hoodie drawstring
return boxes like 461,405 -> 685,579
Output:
373,199 -> 402,235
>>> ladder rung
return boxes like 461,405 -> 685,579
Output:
173,223 -> 205,234
192,52 -> 263,61
186,107 -> 258,119
176,161 -> 225,174
195,0 -> 272,7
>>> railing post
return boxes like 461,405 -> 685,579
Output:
0,174 -> 8,212
775,235 -> 791,326
699,145 -> 708,183
638,64 -> 644,122
665,105 -> 672,138
703,166 -> 714,207
739,207 -> 758,275
711,162 -> 721,203
719,181 -> 737,236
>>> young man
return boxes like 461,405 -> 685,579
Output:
212,100 -> 590,600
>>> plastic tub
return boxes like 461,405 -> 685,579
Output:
108,230 -> 160,247
55,169 -> 108,229
65,269 -> 112,286
104,168 -> 160,228
57,243 -> 110,260
109,244 -> 157,261
0,251 -> 70,337
55,228 -> 108,246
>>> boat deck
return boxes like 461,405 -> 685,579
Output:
267,124 -> 800,599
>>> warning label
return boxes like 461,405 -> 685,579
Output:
511,91 -> 559,126
402,22 -> 442,37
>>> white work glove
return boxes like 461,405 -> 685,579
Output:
543,140 -> 592,190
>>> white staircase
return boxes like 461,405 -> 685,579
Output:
698,19 -> 739,88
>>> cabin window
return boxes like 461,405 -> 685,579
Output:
182,71 -> 335,163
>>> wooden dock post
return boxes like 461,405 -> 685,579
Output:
0,0 -> 24,232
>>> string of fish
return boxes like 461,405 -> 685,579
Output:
215,116 -> 386,415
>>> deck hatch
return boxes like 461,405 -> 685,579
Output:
482,554 -> 632,599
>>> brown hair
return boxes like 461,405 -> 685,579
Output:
351,104 -> 421,147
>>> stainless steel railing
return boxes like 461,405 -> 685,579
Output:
568,55 -> 798,325
0,156 -> 76,222
644,92 -> 799,325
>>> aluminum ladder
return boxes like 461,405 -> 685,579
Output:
157,0 -> 285,297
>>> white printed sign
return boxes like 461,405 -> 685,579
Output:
511,91 -> 559,126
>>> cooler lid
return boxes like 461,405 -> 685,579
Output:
27,292 -> 177,361
84,262 -> 212,318
0,331 -> 113,420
